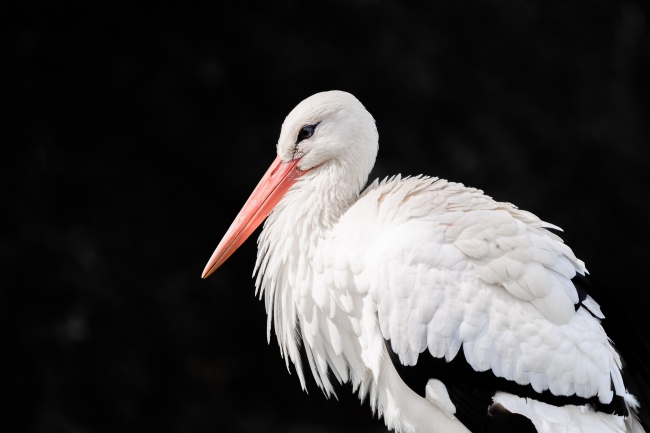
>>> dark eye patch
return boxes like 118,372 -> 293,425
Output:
296,123 -> 318,144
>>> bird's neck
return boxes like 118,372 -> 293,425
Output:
268,160 -> 363,241
252,161 -> 365,368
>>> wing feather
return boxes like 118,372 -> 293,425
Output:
343,176 -> 626,407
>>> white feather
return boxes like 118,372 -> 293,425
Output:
241,91 -> 645,432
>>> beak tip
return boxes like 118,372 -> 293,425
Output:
201,263 -> 217,280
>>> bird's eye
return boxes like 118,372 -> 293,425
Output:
296,124 -> 318,144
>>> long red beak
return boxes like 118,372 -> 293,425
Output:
201,156 -> 304,279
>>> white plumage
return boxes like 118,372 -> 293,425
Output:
202,91 -> 646,433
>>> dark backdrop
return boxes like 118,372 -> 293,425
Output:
4,1 -> 650,432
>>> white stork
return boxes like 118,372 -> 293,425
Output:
202,91 -> 647,433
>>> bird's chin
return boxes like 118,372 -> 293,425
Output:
297,160 -> 324,173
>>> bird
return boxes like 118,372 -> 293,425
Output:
201,91 -> 648,433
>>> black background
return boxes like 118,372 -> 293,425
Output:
4,1 -> 650,432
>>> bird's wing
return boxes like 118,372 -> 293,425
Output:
336,175 -> 626,409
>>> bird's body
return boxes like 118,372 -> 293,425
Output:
202,91 -> 647,433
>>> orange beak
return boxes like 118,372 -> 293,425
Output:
201,156 -> 304,279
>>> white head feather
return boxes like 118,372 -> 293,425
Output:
277,90 -> 379,195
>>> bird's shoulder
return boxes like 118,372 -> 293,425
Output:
336,175 -> 589,324
353,175 -> 498,222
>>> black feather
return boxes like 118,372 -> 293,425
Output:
385,340 -> 538,432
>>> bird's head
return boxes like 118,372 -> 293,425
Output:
277,91 -> 378,185
202,91 -> 378,279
